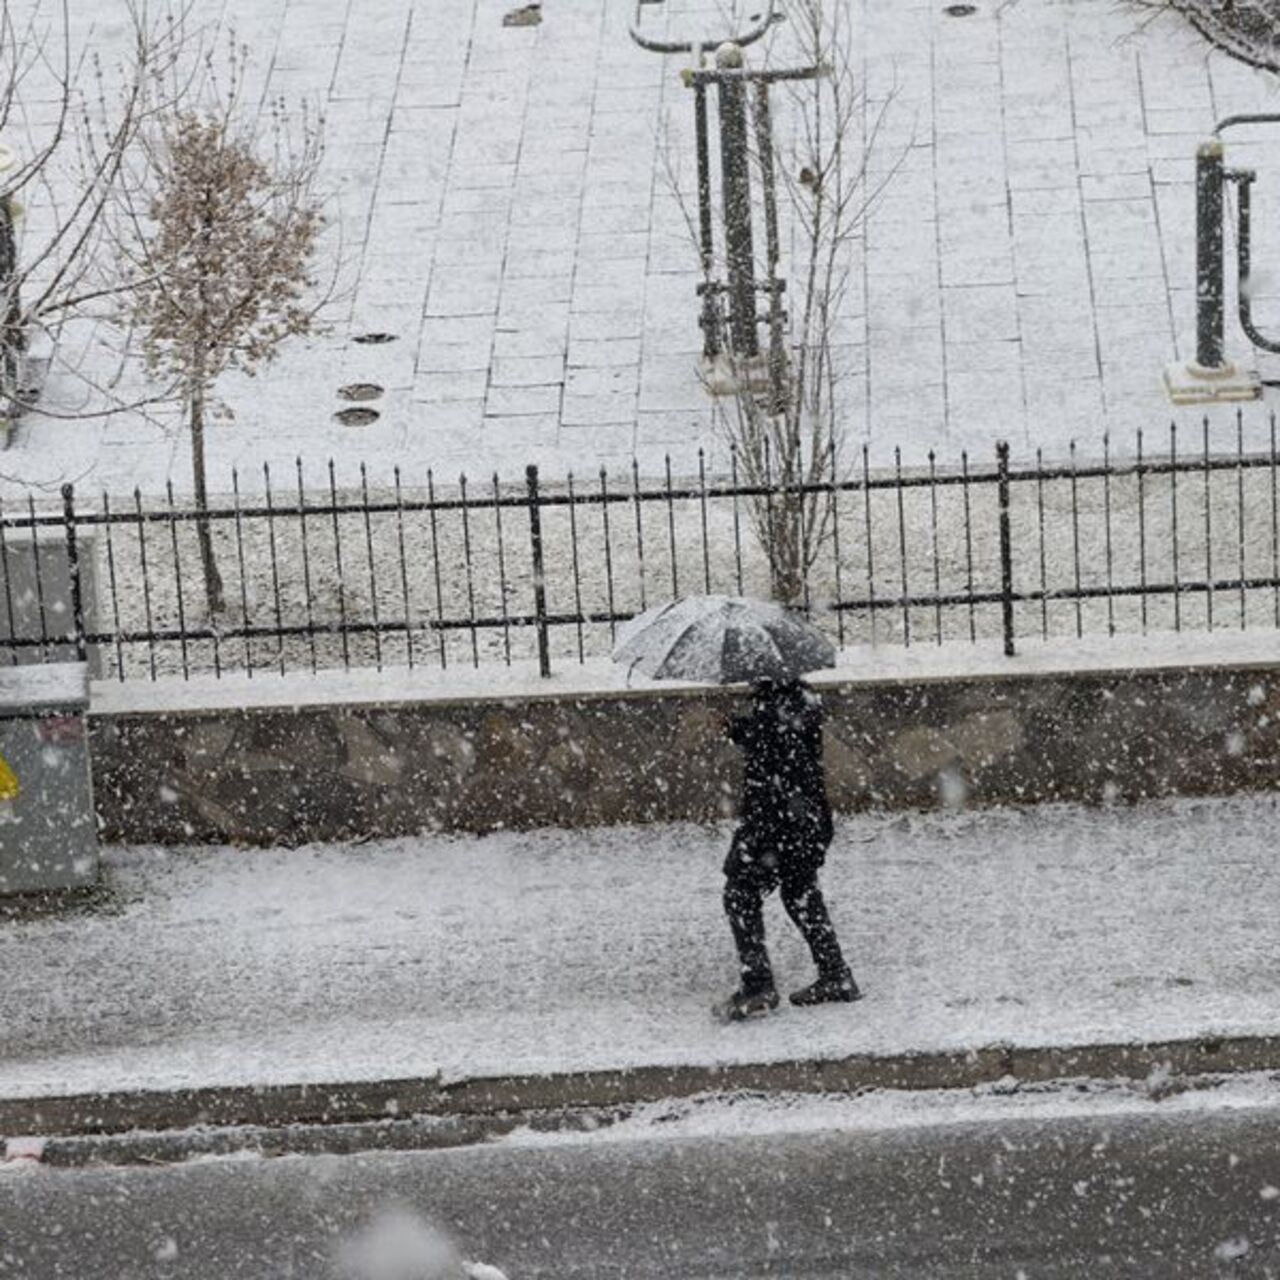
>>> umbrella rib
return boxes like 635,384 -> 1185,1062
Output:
659,614 -> 712,676
612,598 -> 681,658
724,614 -> 773,683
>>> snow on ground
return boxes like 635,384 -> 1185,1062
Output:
503,1073 -> 1280,1149
2,792 -> 1280,1101
82,627 -> 1280,718
4,0 -> 1280,499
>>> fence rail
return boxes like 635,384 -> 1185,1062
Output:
4,416 -> 1280,681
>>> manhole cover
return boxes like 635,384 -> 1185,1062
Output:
334,407 -> 381,427
352,332 -> 398,345
944,3 -> 977,14
338,383 -> 384,402
503,3 -> 541,27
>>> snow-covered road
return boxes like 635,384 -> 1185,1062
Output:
6,1097 -> 1280,1278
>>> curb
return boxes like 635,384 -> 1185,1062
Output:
0,1074 -> 444,1142
3,1032 -> 1278,1151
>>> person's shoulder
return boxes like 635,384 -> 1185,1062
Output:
795,684 -> 823,712
795,686 -> 824,730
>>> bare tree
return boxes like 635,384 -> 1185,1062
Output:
123,65 -> 325,614
0,1 -> 191,434
1129,1 -> 1280,70
664,0 -> 902,605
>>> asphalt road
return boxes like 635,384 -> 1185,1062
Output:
3,1103 -> 1280,1278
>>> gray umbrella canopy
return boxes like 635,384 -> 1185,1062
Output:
612,594 -> 836,684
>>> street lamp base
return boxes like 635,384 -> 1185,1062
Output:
1164,357 -> 1262,405
700,351 -> 773,397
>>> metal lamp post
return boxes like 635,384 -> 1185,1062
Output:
1166,115 -> 1280,405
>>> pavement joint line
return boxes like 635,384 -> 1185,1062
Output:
3,1032 -> 1279,1145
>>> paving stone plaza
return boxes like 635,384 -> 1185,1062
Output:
7,0 -> 1280,496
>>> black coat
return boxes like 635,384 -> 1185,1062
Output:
728,682 -> 834,855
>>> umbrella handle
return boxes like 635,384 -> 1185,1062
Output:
626,657 -> 642,689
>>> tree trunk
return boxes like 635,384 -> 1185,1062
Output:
768,495 -> 806,606
770,428 -> 809,607
189,376 -> 225,615
0,198 -> 22,418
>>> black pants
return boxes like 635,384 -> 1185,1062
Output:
722,828 -> 847,995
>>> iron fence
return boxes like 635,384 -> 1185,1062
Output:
5,416 -> 1280,681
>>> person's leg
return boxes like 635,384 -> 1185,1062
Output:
722,829 -> 780,998
780,864 -> 860,1004
779,870 -> 845,977
723,871 -> 774,995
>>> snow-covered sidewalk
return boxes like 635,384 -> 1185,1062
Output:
2,793 -> 1279,1104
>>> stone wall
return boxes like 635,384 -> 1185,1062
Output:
91,688 -> 742,845
88,656 -> 1280,846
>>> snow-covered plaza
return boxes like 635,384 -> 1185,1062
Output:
6,0 -> 1280,498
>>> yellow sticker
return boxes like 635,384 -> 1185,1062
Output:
0,752 -> 17,801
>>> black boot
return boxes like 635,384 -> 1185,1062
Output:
789,968 -> 861,1007
714,985 -> 781,1022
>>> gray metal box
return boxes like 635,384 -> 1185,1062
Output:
0,663 -> 97,895
0,527 -> 100,677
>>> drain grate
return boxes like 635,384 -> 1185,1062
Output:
503,3 -> 542,26
334,407 -> 381,427
338,383 -> 384,402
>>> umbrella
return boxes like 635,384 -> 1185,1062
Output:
612,594 -> 835,685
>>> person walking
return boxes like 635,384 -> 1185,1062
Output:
716,676 -> 860,1021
